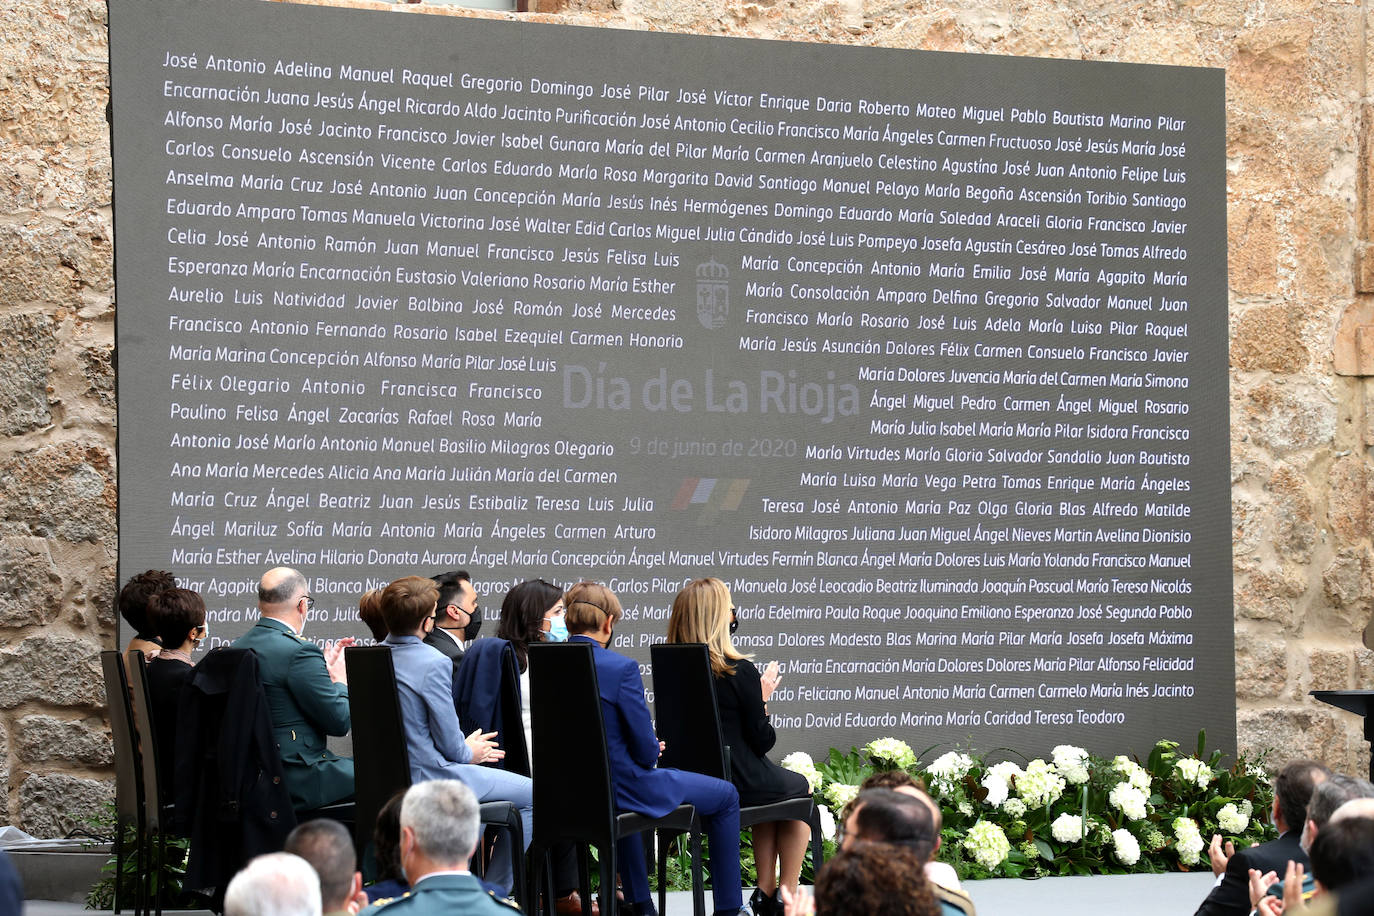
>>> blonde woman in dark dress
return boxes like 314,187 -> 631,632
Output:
668,577 -> 812,916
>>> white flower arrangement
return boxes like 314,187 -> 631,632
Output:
1173,817 -> 1204,865
1051,813 -> 1084,843
865,737 -> 917,770
1016,759 -> 1066,808
963,820 -> 1011,870
1001,797 -> 1027,818
823,782 -> 859,810
1216,802 -> 1249,834
1108,783 -> 1149,821
927,751 -> 975,793
1111,828 -> 1141,866
1112,755 -> 1152,792
781,751 -> 823,793
1175,757 -> 1212,789
1051,745 -> 1090,785
980,760 -> 1024,809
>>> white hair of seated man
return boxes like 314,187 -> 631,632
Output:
224,851 -> 322,916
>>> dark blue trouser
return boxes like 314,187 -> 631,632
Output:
617,770 -> 742,915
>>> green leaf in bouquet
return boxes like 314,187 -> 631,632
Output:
1033,838 -> 1055,861
1195,729 -> 1207,759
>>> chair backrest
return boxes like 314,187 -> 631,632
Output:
527,642 -> 616,845
125,650 -> 166,832
101,651 -> 143,826
650,643 -> 730,780
497,644 -> 530,777
345,646 -> 412,864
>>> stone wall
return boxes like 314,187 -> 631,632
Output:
0,0 -> 1369,833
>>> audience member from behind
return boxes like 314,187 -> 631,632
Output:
565,580 -> 745,916
839,788 -> 974,916
380,576 -> 532,895
358,589 -> 387,642
667,576 -> 811,915
366,791 -> 409,903
1195,759 -> 1329,916
361,779 -> 519,915
813,842 -> 939,916
1308,816 -> 1374,895
856,771 -> 964,895
233,566 -> 355,811
224,851 -> 322,916
285,818 -> 367,916
119,569 -> 177,662
144,586 -> 207,795
1250,774 -> 1374,909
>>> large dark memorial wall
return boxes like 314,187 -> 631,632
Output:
111,0 -> 1232,757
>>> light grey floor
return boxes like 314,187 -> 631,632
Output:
26,870 -> 1221,915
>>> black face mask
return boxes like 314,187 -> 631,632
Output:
730,616 -> 739,636
463,605 -> 482,642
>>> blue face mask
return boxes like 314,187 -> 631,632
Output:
546,615 -> 569,642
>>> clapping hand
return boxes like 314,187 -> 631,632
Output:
761,661 -> 781,702
324,637 -> 356,683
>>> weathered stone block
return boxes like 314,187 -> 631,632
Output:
1234,566 -> 1306,625
1235,632 -> 1289,698
0,636 -> 104,708
1307,648 -> 1351,690
79,343 -> 114,410
1231,304 -> 1310,372
19,773 -> 113,840
1327,454 -> 1372,544
1228,20 -> 1317,115
1266,463 -> 1318,564
16,715 -> 112,766
1,1 -> 111,151
1228,200 -> 1279,296
1237,380 -> 1338,454
0,538 -> 63,628
0,442 -> 115,543
1321,548 -> 1374,624
0,312 -> 56,435
1238,707 -> 1348,769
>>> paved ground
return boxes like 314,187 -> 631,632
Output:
26,870 -> 1219,915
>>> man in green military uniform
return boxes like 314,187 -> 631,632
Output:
234,566 -> 354,811
363,779 -> 520,916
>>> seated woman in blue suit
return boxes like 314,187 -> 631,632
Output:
564,581 -> 747,916
380,575 -> 533,896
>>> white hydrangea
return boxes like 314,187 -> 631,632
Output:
963,821 -> 1011,870
927,751 -> 974,792
981,760 -> 1023,808
1016,759 -> 1066,808
1052,745 -> 1091,785
1175,758 -> 1212,789
957,801 -> 973,816
1216,802 -> 1249,834
1173,817 -> 1204,865
823,782 -> 859,810
865,737 -> 917,770
1002,798 -> 1027,818
1051,813 -> 1084,843
1111,828 -> 1141,866
1108,783 -> 1149,821
781,752 -> 823,793
1112,755 -> 1152,791
817,804 -> 836,841
1240,799 -> 1254,818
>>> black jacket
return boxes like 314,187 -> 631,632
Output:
176,648 -> 296,896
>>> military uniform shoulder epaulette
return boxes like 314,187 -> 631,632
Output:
367,890 -> 412,910
488,892 -> 522,912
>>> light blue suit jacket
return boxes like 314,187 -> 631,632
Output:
383,635 -> 503,799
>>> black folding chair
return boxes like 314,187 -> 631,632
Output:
101,651 -> 147,915
651,643 -> 825,901
526,642 -> 702,916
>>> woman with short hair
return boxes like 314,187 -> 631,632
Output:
145,586 -> 207,795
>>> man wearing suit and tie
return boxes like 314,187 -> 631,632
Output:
362,780 -> 520,916
425,571 -> 481,670
563,580 -> 747,916
381,576 -> 532,896
233,566 -> 354,811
